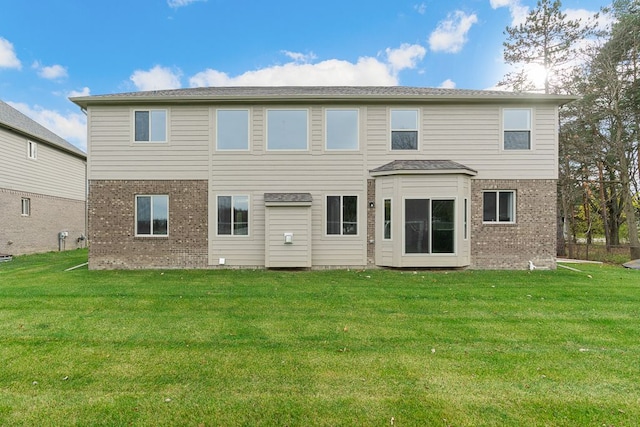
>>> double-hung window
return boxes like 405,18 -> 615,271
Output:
383,199 -> 392,240
21,198 -> 31,216
503,109 -> 531,150
217,195 -> 249,236
483,191 -> 515,223
27,141 -> 37,159
134,110 -> 167,142
217,109 -> 249,150
267,109 -> 308,150
327,196 -> 358,235
326,109 -> 359,150
391,109 -> 418,150
136,195 -> 169,236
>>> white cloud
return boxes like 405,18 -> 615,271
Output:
414,3 -> 427,15
429,11 -> 478,53
282,51 -> 317,63
439,79 -> 456,89
189,45 -> 427,87
385,43 -> 426,74
130,65 -> 182,91
0,37 -> 21,69
167,0 -> 205,8
68,87 -> 91,98
565,8 -> 612,32
37,64 -> 68,80
8,102 -> 87,150
490,0 -> 529,26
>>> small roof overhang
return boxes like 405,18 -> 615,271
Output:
370,160 -> 478,177
264,192 -> 313,207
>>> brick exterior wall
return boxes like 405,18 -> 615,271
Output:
88,180 -> 208,269
470,179 -> 557,270
0,187 -> 86,255
367,178 -> 375,266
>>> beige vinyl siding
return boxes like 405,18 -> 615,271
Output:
365,104 -> 559,180
0,127 -> 85,200
265,205 -> 312,268
88,105 -> 209,180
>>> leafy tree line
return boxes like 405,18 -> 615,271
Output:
500,0 -> 640,259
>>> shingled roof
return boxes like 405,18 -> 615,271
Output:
71,86 -> 577,107
0,100 -> 86,159
370,160 -> 477,176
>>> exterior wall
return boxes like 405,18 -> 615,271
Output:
265,205 -> 312,268
470,179 -> 557,270
0,126 -> 86,201
0,188 -> 86,255
88,180 -> 207,269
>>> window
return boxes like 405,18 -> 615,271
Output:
483,191 -> 515,223
267,109 -> 308,150
464,198 -> 469,240
134,110 -> 167,142
326,109 -> 358,150
384,199 -> 392,240
405,199 -> 455,254
391,109 -> 418,150
218,195 -> 249,236
136,195 -> 168,236
27,141 -> 37,159
503,109 -> 531,150
21,198 -> 30,216
217,109 -> 249,150
327,196 -> 358,235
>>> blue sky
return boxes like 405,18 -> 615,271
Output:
0,0 -> 608,151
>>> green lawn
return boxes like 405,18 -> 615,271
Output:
1,250 -> 639,426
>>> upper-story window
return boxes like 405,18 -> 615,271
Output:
391,109 -> 418,150
27,141 -> 37,159
503,108 -> 531,150
326,109 -> 359,150
134,110 -> 167,142
267,109 -> 308,150
217,109 -> 249,150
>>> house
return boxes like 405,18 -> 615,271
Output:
70,86 -> 575,270
0,100 -> 87,256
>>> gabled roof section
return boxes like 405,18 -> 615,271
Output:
0,100 -> 86,159
70,86 -> 578,108
370,160 -> 477,177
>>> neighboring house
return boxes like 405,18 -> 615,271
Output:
71,86 -> 575,270
0,100 -> 87,256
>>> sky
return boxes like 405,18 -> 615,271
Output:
0,0 -> 609,151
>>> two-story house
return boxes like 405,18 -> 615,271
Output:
0,100 -> 87,256
71,87 -> 574,270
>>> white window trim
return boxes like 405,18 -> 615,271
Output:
216,194 -> 251,237
390,108 -> 420,151
383,198 -> 392,241
325,195 -> 359,237
325,108 -> 360,151
482,190 -> 517,224
135,195 -> 169,237
216,108 -> 251,151
27,141 -> 37,160
21,198 -> 31,216
132,109 -> 168,144
402,197 -> 458,256
501,108 -> 533,151
266,108 -> 309,151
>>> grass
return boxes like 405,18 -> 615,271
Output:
1,249 -> 639,426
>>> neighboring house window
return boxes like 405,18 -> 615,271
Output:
267,109 -> 308,150
327,195 -> 358,235
134,110 -> 167,142
384,198 -> 392,240
391,109 -> 418,150
27,141 -> 37,159
503,108 -> 531,150
136,195 -> 169,236
218,195 -> 249,236
483,191 -> 515,223
217,109 -> 249,150
21,198 -> 30,216
405,199 -> 455,254
326,109 -> 359,150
